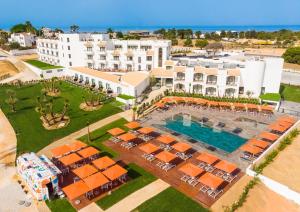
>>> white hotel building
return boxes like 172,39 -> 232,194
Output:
9,32 -> 36,47
37,33 -> 171,71
151,55 -> 283,98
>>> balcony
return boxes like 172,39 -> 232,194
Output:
193,77 -> 203,82
226,81 -> 237,86
175,77 -> 185,81
206,80 -> 217,85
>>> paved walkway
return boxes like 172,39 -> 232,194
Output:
0,109 -> 17,164
38,110 -> 132,157
79,203 -> 104,212
106,179 -> 170,212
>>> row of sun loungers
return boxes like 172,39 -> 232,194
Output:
121,142 -> 137,149
180,175 -> 199,187
141,153 -> 156,162
175,152 -> 193,160
156,161 -> 176,172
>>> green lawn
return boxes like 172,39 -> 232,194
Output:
117,94 -> 135,100
45,199 -> 76,212
25,59 -> 63,70
96,163 -> 157,210
280,84 -> 300,103
133,187 -> 209,212
79,118 -> 129,158
0,81 -> 122,154
260,93 -> 281,102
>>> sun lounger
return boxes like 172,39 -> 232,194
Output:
198,162 -> 206,169
204,165 -> 215,172
181,175 -> 190,182
216,170 -> 225,178
164,164 -> 175,171
223,174 -> 237,183
200,185 -> 210,193
208,189 -> 223,199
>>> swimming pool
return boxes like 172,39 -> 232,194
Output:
164,114 -> 247,153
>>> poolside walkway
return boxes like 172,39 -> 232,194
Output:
106,179 -> 170,212
38,110 -> 132,158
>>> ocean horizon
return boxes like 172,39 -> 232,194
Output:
2,24 -> 300,33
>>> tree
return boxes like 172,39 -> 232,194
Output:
283,47 -> 300,64
132,106 -> 137,121
5,89 -> 18,112
195,39 -> 208,49
116,31 -> 123,39
9,42 -> 21,50
60,99 -> 70,121
195,31 -> 201,39
184,38 -> 193,47
220,30 -> 226,38
10,21 -> 37,34
70,25 -> 79,33
171,39 -> 178,46
205,42 -> 224,56
107,28 -> 114,34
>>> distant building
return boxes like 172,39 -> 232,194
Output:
8,32 -> 35,47
127,30 -> 150,37
17,153 -> 61,201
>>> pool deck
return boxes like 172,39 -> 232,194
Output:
140,105 -> 279,171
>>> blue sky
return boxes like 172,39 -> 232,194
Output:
0,0 -> 300,29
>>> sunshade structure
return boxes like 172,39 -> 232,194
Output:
214,160 -> 237,174
155,151 -> 177,163
107,127 -> 125,136
259,131 -> 279,142
118,133 -> 137,142
72,164 -> 98,179
278,120 -> 294,128
154,102 -> 165,108
196,152 -> 219,165
124,121 -> 140,129
260,105 -> 273,112
240,144 -> 263,155
59,153 -> 82,166
156,135 -> 176,144
268,124 -> 288,133
51,145 -> 71,158
233,103 -> 245,110
248,139 -> 270,149
172,142 -> 192,153
277,116 -> 296,124
83,172 -> 110,190
77,147 -> 100,158
246,104 -> 259,111
102,164 -> 128,181
62,180 -> 90,200
198,173 -> 224,190
68,141 -> 87,152
179,163 -> 204,177
139,143 -> 159,154
138,127 -> 155,134
219,102 -> 232,108
92,156 -> 116,170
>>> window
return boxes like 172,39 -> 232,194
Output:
114,64 -> 119,70
127,56 -> 133,61
113,56 -> 119,61
146,56 -> 152,61
67,38 -> 70,42
141,45 -> 152,51
138,57 -> 141,63
100,55 -> 106,60
138,65 -> 141,71
114,45 -> 122,50
68,46 -> 70,50
100,63 -> 105,69
146,65 -> 152,71
56,52 -> 58,56
166,66 -> 172,70
239,87 -> 244,95
127,64 -> 132,71
128,45 -> 138,50
106,83 -> 110,89
69,62 -> 72,66
87,55 -> 93,59
88,63 -> 93,68
99,47 -> 105,51
261,87 -> 265,95
117,87 -> 122,94
68,54 -> 71,58
50,44 -> 53,48
87,47 -> 92,51
158,48 -> 163,67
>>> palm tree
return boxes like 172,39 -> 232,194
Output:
132,106 -> 137,121
50,77 -> 58,92
46,98 -> 55,121
70,25 -> 79,33
5,89 -> 18,112
37,106 -> 51,126
60,99 -> 70,121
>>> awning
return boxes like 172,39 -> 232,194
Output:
196,152 -> 219,165
59,153 -> 82,166
92,156 -> 116,170
107,127 -> 125,136
77,146 -> 100,158
118,133 -> 137,142
260,105 -> 273,112
155,102 -> 165,108
155,151 -> 177,163
248,139 -> 270,149
124,121 -> 141,129
268,124 -> 287,133
240,144 -> 263,155
259,132 -> 279,142
72,164 -> 98,179
138,127 -> 155,134
156,135 -> 176,144
179,163 -> 204,177
214,160 -> 237,174
139,143 -> 159,154
51,145 -> 71,158
83,172 -> 110,190
62,180 -> 90,200
198,173 -> 224,190
172,142 -> 192,153
68,141 -> 87,152
277,116 -> 296,124
246,104 -> 259,110
102,164 -> 128,181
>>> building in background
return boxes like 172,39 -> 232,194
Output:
16,153 -> 61,201
8,32 -> 36,47
37,33 -> 171,71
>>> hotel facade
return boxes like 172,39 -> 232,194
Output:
37,33 -> 171,71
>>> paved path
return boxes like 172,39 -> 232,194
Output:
282,71 -> 300,86
106,179 -> 170,212
38,110 -> 132,157
79,203 -> 104,212
0,109 -> 17,164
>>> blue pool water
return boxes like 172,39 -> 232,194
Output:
164,115 -> 247,153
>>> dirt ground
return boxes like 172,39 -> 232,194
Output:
237,182 -> 300,212
16,54 -> 38,61
0,60 -> 19,78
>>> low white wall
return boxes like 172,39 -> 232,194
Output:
116,97 -> 135,105
10,49 -> 37,56
24,62 -> 68,79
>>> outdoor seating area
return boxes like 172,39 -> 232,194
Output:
49,141 -> 128,209
106,121 -> 242,206
155,96 -> 274,115
240,116 -> 297,161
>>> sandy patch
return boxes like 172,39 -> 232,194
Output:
0,60 -> 19,79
